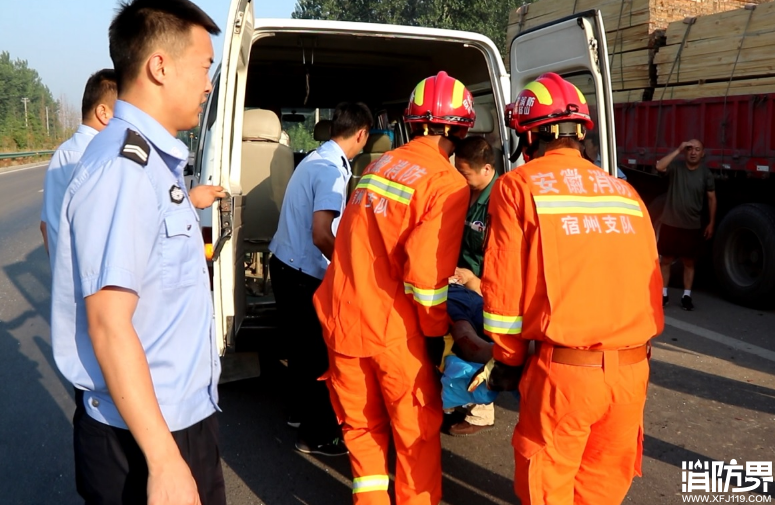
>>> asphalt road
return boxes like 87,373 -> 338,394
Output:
1,163 -> 773,504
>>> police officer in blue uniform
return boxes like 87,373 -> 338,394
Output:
40,69 -> 116,264
269,103 -> 373,456
50,1 -> 225,503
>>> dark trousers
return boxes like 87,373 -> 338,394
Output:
73,390 -> 225,505
269,255 -> 341,444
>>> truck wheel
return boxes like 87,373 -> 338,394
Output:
713,204 -> 775,308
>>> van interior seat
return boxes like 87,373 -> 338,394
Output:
468,103 -> 504,174
314,120 -> 332,143
349,132 -> 393,195
241,109 -> 294,248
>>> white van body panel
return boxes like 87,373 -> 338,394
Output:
202,4 -> 615,382
509,11 -> 616,174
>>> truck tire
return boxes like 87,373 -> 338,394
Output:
712,203 -> 775,308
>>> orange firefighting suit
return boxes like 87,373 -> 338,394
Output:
481,148 -> 664,505
313,136 -> 469,504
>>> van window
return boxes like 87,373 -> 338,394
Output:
281,108 -> 334,153
563,72 -> 602,164
564,72 -> 599,134
196,78 -> 221,184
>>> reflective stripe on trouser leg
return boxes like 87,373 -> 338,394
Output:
327,349 -> 391,505
374,336 -> 443,505
353,475 -> 390,494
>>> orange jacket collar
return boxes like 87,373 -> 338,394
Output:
410,135 -> 451,161
543,147 -> 583,159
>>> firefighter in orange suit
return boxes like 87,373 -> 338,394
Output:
313,71 -> 474,505
469,73 -> 664,505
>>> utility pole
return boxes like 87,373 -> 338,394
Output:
45,106 -> 50,136
21,97 -> 30,128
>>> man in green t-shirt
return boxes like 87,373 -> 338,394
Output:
446,136 -> 498,436
656,139 -> 717,311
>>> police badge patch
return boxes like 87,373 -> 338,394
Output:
169,185 -> 185,204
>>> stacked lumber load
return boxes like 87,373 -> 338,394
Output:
653,1 -> 775,100
506,0 -> 767,103
507,0 -> 664,94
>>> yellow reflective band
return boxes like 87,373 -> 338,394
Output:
451,80 -> 465,109
357,174 -> 415,205
413,80 -> 426,107
483,311 -> 523,335
524,81 -> 553,105
571,83 -> 587,104
353,475 -> 390,494
533,195 -> 643,217
405,283 -> 448,307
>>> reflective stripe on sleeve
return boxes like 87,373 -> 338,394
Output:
483,311 -> 523,335
353,475 -> 390,494
533,195 -> 643,217
404,283 -> 448,307
357,174 -> 415,205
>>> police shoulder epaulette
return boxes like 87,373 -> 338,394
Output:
119,129 -> 151,167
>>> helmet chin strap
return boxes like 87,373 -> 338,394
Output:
443,125 -> 465,147
509,123 -> 586,162
509,133 -> 543,163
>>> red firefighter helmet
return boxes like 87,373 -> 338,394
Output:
404,71 -> 476,134
505,72 -> 594,138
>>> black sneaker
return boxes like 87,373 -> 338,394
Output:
663,295 -> 669,307
295,437 -> 349,457
286,415 -> 301,429
681,295 -> 694,311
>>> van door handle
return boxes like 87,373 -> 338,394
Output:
211,193 -> 232,262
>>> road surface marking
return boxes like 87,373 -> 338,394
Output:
652,341 -> 775,386
0,163 -> 48,176
664,316 -> 775,363
443,472 -> 512,505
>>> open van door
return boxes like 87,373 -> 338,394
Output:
509,10 -> 616,175
208,0 -> 256,381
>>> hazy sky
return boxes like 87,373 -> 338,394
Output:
0,0 -> 298,105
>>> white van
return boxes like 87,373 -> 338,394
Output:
193,0 -> 619,382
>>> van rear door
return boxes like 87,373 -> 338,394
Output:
209,0 -> 254,362
509,11 -> 616,174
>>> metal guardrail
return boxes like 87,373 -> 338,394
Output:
0,150 -> 55,160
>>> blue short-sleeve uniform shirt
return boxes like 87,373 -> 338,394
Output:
51,100 -> 220,431
40,124 -> 98,267
269,140 -> 351,280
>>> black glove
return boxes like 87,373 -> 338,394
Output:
425,336 -> 446,368
468,358 -> 523,393
488,360 -> 523,392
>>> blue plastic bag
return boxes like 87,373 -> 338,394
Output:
440,355 -> 499,410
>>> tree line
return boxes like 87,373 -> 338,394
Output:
0,51 -> 78,152
292,0 -> 533,58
